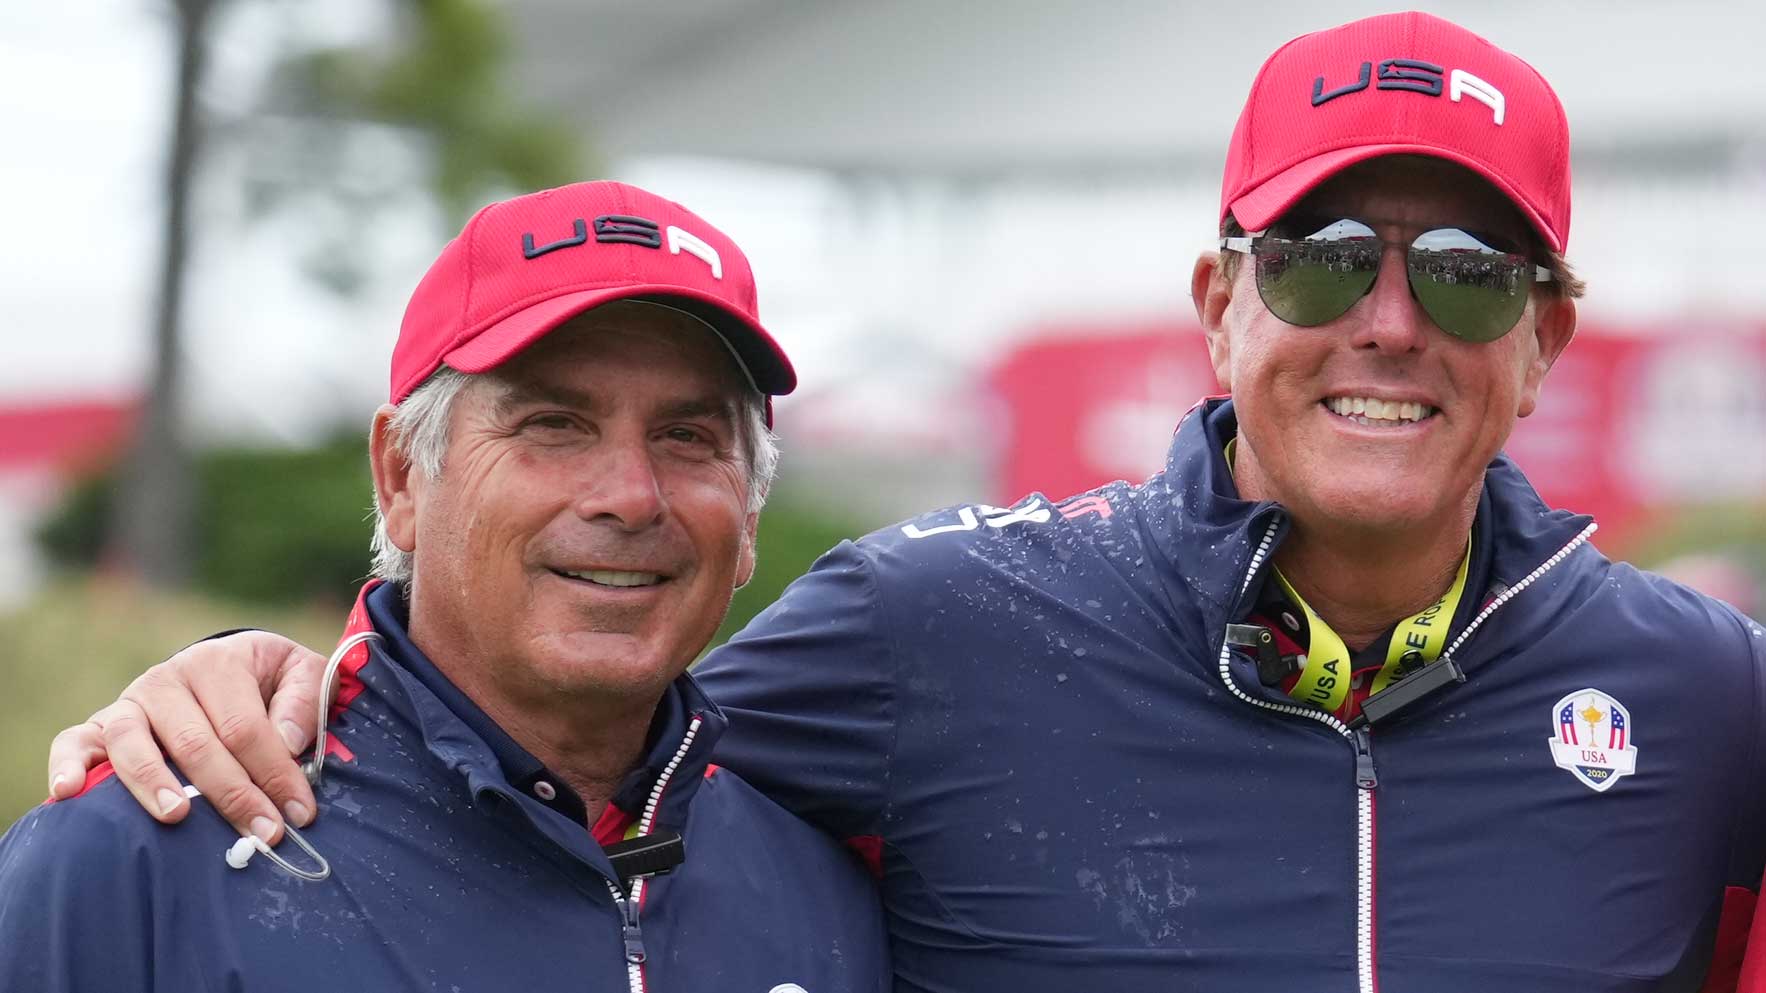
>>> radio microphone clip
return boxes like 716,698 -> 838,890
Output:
606,830 -> 686,885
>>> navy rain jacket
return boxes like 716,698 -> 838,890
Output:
696,397 -> 1766,992
0,581 -> 889,993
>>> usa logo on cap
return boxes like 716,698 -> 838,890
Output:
1546,689 -> 1638,793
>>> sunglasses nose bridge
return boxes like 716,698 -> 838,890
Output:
1348,243 -> 1433,352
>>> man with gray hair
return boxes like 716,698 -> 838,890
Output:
0,180 -> 887,993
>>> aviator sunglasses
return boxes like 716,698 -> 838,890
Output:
1219,217 -> 1554,343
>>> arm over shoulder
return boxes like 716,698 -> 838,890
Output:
695,539 -> 898,841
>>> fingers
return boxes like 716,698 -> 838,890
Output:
180,635 -> 321,834
88,700 -> 195,825
47,717 -> 115,801
120,631 -> 327,845
49,629 -> 335,846
123,661 -> 286,843
258,637 -> 330,763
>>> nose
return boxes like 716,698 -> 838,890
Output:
574,435 -> 666,532
1345,241 -> 1431,354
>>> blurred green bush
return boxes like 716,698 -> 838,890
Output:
41,436 -> 376,608
1628,502 -> 1766,579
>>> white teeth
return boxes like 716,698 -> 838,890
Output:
563,569 -> 661,588
1324,396 -> 1435,424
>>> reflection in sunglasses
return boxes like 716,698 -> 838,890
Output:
1220,218 -> 1554,341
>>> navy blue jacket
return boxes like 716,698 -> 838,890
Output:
0,581 -> 888,993
696,397 -> 1766,992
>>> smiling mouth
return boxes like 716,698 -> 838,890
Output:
551,568 -> 665,589
1323,395 -> 1437,428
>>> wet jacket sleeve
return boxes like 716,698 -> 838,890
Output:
694,539 -> 896,844
0,801 -> 155,993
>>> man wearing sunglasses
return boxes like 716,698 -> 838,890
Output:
33,11 -> 1766,991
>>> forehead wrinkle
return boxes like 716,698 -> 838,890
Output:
659,397 -> 739,423
484,307 -> 752,424
489,370 -> 740,427
555,307 -> 751,392
490,375 -> 598,417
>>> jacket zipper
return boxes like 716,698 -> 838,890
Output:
606,714 -> 704,993
1352,727 -> 1377,993
1215,516 -> 1597,993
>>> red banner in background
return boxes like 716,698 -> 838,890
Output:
984,321 -> 1766,553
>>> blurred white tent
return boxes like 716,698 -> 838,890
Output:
497,0 -> 1766,515
509,0 -> 1764,179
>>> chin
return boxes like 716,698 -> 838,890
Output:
535,654 -> 678,700
1307,483 -> 1447,536
527,632 -> 679,688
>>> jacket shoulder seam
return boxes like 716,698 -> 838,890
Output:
849,541 -> 902,839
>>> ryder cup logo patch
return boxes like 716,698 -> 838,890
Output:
1547,689 -> 1638,793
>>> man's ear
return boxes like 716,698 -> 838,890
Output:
1192,251 -> 1237,392
1517,295 -> 1577,418
733,510 -> 760,590
369,405 -> 419,553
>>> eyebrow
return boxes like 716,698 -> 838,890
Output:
493,379 -> 739,424
492,380 -> 591,416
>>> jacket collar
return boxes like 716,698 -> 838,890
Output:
1140,397 -> 1288,620
1477,451 -> 1595,592
1144,396 -> 1594,637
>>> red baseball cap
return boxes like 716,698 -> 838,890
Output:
391,180 -> 795,410
1220,11 -> 1572,251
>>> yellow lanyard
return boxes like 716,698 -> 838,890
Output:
1278,545 -> 1470,712
1223,437 -> 1470,712
1371,546 -> 1470,693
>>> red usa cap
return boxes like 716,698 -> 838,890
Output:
391,180 -> 795,407
1220,11 -> 1572,251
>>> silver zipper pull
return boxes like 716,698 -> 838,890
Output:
1352,727 -> 1378,790
618,895 -> 647,964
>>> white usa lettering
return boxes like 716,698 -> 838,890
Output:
1448,68 -> 1505,125
901,499 -> 1052,539
666,225 -> 723,279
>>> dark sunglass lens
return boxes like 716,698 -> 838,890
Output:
1407,228 -> 1533,342
1254,219 -> 1380,327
